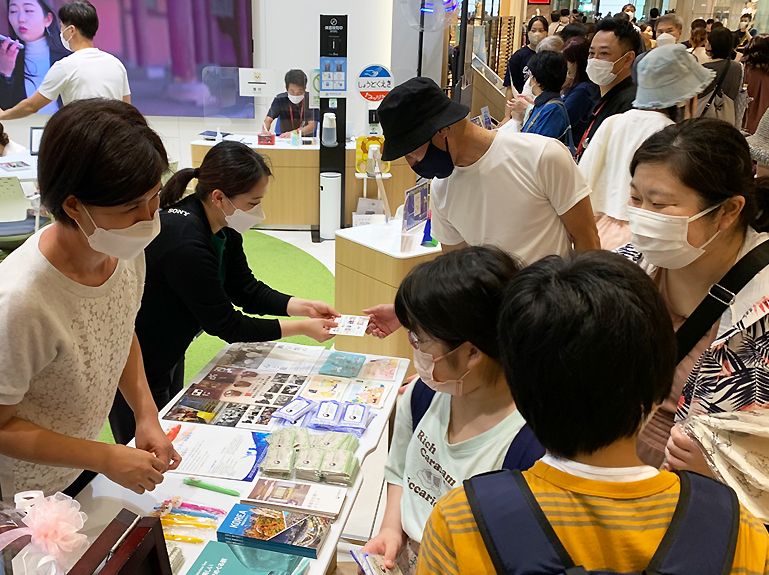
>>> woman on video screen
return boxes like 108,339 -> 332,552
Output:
0,0 -> 67,113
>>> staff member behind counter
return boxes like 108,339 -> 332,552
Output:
264,69 -> 316,138
109,141 -> 340,445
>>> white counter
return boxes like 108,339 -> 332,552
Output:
191,135 -> 356,152
335,220 -> 442,259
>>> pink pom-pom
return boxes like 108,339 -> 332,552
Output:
22,492 -> 88,568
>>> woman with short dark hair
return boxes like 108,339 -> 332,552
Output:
503,15 -> 547,96
562,37 -> 600,143
699,27 -> 743,111
0,98 -> 180,498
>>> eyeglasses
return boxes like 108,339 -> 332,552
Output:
407,330 -> 433,349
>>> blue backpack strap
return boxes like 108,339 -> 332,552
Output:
502,423 -> 545,471
410,379 -> 436,433
645,471 -> 739,575
465,469 -> 585,575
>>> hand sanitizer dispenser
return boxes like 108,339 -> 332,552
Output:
322,113 -> 338,147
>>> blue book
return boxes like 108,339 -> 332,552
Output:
318,352 -> 366,378
187,541 -> 309,575
217,504 -> 331,559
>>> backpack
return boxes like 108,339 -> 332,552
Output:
464,468 -> 739,575
410,379 -> 544,471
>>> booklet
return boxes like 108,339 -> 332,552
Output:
217,341 -> 276,369
186,541 -> 309,575
318,351 -> 366,378
163,396 -> 279,431
218,504 -> 331,559
242,478 -> 346,519
185,367 -> 306,407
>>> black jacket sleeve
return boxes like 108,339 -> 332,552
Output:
160,233 -> 284,344
223,231 -> 292,317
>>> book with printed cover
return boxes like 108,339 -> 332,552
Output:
242,478 -> 346,519
217,504 -> 330,558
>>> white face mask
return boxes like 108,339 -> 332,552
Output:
287,93 -> 304,105
60,25 -> 73,51
628,203 -> 722,269
528,31 -> 544,46
76,205 -> 160,260
586,53 -> 627,86
221,196 -> 265,234
413,345 -> 475,396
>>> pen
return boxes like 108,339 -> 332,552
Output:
183,477 -> 240,497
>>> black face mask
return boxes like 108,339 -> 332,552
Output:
412,138 -> 454,179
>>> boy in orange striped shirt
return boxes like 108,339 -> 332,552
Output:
417,252 -> 769,575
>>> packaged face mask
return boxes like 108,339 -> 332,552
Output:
320,450 -> 360,486
339,403 -> 370,434
260,445 -> 295,479
294,448 -> 326,482
267,428 -> 297,450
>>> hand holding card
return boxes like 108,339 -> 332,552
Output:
330,315 -> 370,337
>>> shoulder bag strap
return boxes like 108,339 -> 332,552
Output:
646,471 -> 739,575
502,423 -> 546,471
410,379 -> 436,433
676,239 -> 769,363
701,61 -> 731,116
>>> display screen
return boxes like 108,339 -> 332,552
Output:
0,0 -> 254,117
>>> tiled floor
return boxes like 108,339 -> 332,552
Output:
262,230 -> 389,570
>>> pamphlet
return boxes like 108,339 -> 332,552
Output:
259,343 -> 325,373
163,396 -> 279,431
329,315 -> 369,337
217,504 -> 330,559
299,375 -> 349,402
166,426 -> 270,482
318,351 -> 366,377
480,105 -> 494,130
184,367 -> 307,408
402,181 -> 429,233
243,478 -> 346,519
351,550 -> 405,575
186,541 -> 309,575
359,358 -> 401,381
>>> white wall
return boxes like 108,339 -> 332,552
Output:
5,0 -> 408,171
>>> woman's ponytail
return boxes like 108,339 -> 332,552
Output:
160,168 -> 196,209
161,142 -> 271,211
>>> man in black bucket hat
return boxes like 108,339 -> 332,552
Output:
362,77 -> 599,339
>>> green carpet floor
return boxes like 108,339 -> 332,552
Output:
83,229 -> 333,443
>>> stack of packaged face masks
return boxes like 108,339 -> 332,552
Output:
261,428 -> 360,486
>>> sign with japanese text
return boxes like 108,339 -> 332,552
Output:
356,65 -> 394,102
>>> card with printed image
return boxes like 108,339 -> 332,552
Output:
329,315 -> 370,337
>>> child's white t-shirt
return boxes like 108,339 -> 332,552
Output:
384,382 -> 526,542
0,229 -> 145,497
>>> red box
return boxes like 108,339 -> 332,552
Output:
258,133 -> 275,145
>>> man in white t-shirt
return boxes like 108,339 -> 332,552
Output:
0,1 -> 129,120
378,77 -> 599,261
362,77 -> 599,338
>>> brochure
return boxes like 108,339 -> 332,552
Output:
243,479 -> 346,519
185,367 -> 306,407
318,351 -> 366,378
351,550 -> 406,575
163,396 -> 278,431
217,505 -> 330,559
186,541 -> 309,575
259,343 -> 325,373
166,425 -> 269,482
299,375 -> 349,402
